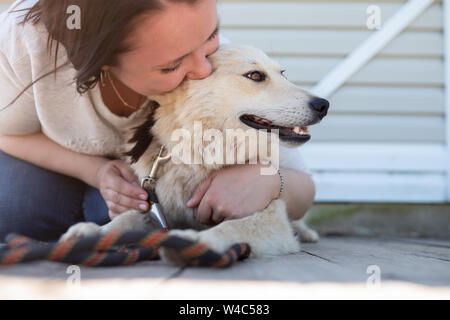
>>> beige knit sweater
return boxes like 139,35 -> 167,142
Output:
0,0 -> 154,159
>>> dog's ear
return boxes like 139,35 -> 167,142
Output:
121,101 -> 160,164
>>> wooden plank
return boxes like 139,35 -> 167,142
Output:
312,172 -> 447,203
276,57 -> 444,86
222,29 -> 443,57
302,237 -> 450,286
0,260 -> 181,280
307,114 -> 445,143
1,237 -> 449,298
301,143 -> 447,172
2,261 -> 448,299
218,2 -> 442,31
389,237 -> 450,249
172,251 -> 361,283
172,237 -> 450,286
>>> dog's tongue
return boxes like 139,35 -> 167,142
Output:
280,128 -> 292,136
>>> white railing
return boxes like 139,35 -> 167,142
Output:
311,0 -> 436,99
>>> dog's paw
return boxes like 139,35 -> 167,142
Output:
298,227 -> 320,243
168,229 -> 201,241
292,220 -> 320,243
59,222 -> 102,242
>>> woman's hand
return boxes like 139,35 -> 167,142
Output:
186,164 -> 281,225
96,160 -> 150,220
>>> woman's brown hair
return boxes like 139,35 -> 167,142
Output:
2,0 -> 199,110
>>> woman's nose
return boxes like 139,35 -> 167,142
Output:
186,51 -> 213,80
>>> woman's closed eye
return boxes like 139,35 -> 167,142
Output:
161,64 -> 181,74
208,28 -> 219,42
160,28 -> 219,75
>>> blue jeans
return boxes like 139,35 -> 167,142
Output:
0,150 -> 110,242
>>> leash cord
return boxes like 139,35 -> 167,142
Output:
0,230 -> 251,268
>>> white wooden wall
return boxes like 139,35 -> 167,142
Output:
218,0 -> 447,203
1,1 -> 447,203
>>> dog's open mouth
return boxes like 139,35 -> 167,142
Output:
240,115 -> 311,143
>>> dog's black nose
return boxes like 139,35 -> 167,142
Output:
309,97 -> 329,119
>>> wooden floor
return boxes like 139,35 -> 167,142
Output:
1,236 -> 449,299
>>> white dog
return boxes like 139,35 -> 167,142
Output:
61,44 -> 329,264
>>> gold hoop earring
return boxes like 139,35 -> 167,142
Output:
100,70 -> 106,87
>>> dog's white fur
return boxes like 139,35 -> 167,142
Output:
61,44 -> 322,265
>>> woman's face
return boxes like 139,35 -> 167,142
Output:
109,0 -> 219,96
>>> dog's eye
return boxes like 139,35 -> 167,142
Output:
245,71 -> 266,82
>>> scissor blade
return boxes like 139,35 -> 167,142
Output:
151,204 -> 169,231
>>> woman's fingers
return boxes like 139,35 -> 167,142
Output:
107,201 -> 130,218
211,209 -> 225,225
114,160 -> 140,185
102,163 -> 149,213
103,186 -> 149,213
197,194 -> 214,225
187,174 -> 214,208
108,173 -> 147,201
108,160 -> 147,200
97,160 -> 151,217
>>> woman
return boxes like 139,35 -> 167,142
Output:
0,0 -> 315,242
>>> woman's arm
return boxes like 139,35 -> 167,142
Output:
0,132 -> 153,218
278,168 -> 316,220
187,164 -> 316,224
0,132 -> 109,188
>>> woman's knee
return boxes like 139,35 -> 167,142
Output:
83,186 -> 111,226
0,150 -> 86,241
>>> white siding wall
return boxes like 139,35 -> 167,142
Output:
218,0 -> 447,203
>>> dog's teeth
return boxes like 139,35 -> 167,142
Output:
292,126 -> 310,135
